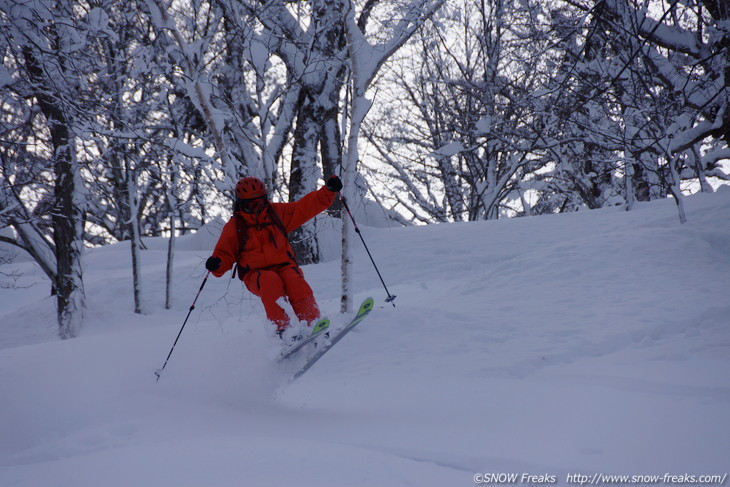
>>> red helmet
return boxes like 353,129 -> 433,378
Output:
235,177 -> 267,200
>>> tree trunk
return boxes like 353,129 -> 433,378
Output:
127,168 -> 144,314
289,88 -> 325,265
166,213 -> 176,310
53,137 -> 86,339
23,46 -> 86,338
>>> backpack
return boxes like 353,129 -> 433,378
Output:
231,202 -> 291,280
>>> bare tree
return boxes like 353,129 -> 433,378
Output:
549,0 -> 730,222
365,0 -> 729,224
363,0 -> 548,222
1,0 -> 92,337
340,0 -> 446,310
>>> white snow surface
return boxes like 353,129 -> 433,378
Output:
1,190 -> 729,486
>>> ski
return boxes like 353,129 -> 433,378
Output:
291,297 -> 374,380
278,317 -> 330,361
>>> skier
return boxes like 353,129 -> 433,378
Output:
204,175 -> 343,340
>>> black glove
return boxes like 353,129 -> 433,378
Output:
326,175 -> 343,192
205,256 -> 221,272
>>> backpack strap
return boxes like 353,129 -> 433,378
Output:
231,213 -> 250,280
266,205 -> 299,266
266,204 -> 288,240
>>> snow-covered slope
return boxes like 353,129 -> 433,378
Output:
2,190 -> 729,486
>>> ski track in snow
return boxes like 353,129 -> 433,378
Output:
1,189 -> 729,486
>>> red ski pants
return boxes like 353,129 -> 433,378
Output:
243,265 -> 320,331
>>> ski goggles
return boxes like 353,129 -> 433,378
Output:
241,196 -> 267,214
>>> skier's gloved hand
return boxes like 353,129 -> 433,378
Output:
326,175 -> 343,192
205,256 -> 221,272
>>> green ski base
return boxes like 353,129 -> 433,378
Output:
291,297 -> 374,380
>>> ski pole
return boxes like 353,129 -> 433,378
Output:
155,271 -> 210,382
340,195 -> 396,306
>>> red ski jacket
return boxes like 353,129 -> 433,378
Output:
210,186 -> 336,278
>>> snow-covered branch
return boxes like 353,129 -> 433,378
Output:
144,0 -> 237,183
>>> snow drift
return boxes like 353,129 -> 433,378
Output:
1,189 -> 729,486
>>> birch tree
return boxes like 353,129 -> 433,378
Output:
1,0 -> 92,338
340,0 -> 445,311
363,0 -> 549,222
551,0 -> 730,221
82,0 -> 157,314
365,0 -> 728,223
